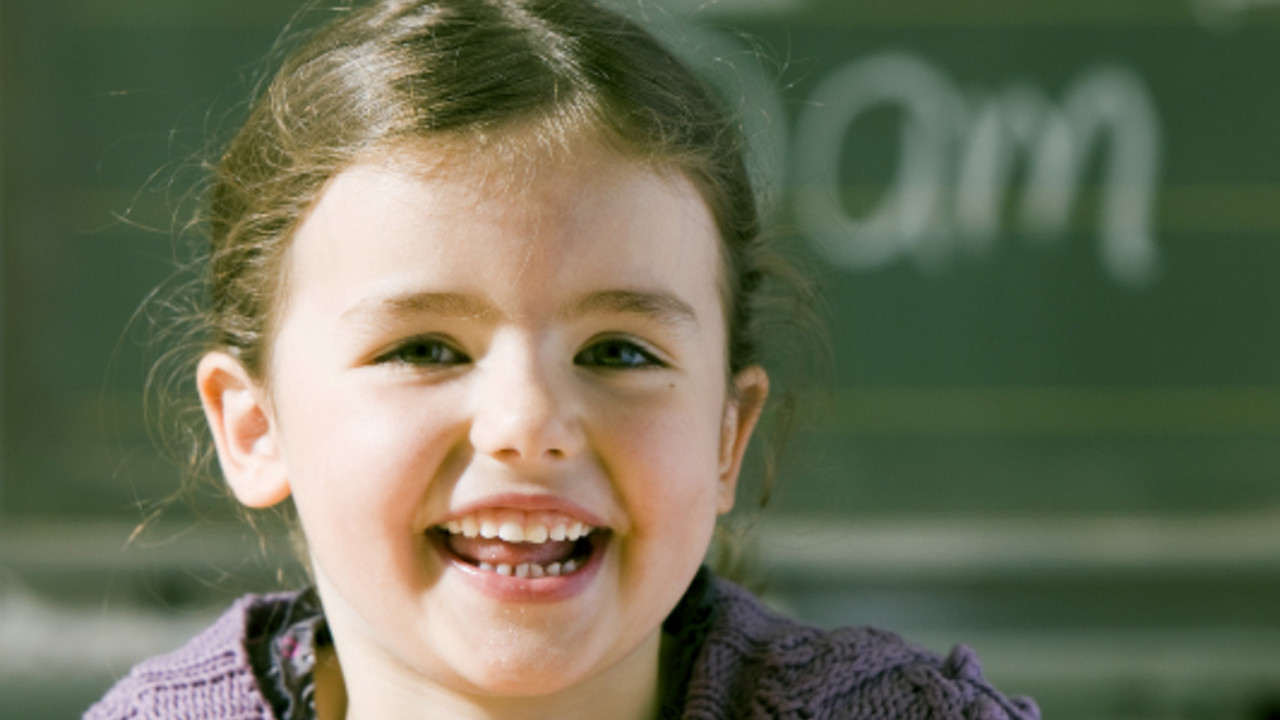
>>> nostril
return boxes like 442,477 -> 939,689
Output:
469,382 -> 584,461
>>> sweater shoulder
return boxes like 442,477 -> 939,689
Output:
687,578 -> 1040,720
82,592 -> 298,720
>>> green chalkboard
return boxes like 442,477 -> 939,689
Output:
3,2 -> 1280,717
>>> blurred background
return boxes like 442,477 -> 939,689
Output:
3,0 -> 1280,717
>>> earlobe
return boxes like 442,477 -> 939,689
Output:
196,351 -> 291,508
717,365 -> 770,515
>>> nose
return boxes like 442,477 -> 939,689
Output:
469,334 -> 584,463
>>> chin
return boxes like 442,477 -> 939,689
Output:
451,646 -> 594,698
428,613 -> 653,704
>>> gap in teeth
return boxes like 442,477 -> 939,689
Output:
440,511 -> 593,544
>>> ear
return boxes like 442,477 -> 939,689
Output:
717,365 -> 769,515
196,351 -> 291,508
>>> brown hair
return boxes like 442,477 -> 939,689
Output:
155,0 -> 822,531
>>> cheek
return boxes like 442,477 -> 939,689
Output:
597,389 -> 726,529
279,381 -> 464,541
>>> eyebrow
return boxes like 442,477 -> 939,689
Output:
563,289 -> 700,329
341,292 -> 498,325
341,288 -> 699,328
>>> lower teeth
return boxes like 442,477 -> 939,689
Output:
476,560 -> 578,577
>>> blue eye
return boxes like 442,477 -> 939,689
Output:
380,337 -> 469,367
575,338 -> 664,369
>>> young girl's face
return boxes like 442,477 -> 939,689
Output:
200,142 -> 765,709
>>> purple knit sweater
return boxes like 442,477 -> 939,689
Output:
85,573 -> 1039,719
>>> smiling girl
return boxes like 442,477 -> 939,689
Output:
86,1 -> 1038,718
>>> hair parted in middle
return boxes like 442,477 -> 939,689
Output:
209,0 -> 761,380
185,0 -> 822,519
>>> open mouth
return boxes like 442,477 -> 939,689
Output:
430,513 -> 607,579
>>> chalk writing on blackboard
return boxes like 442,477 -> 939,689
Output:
792,53 -> 1162,287
1192,0 -> 1280,31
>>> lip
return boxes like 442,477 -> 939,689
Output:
435,492 -> 609,528
430,529 -> 608,603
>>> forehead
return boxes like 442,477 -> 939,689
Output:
281,144 -> 726,330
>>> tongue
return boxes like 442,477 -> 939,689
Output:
446,535 -> 580,567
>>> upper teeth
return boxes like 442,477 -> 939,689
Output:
439,513 -> 594,544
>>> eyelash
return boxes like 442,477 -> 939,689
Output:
574,337 -> 666,370
376,336 -> 470,368
374,335 -> 666,371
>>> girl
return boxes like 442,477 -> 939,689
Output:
87,1 -> 1039,718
